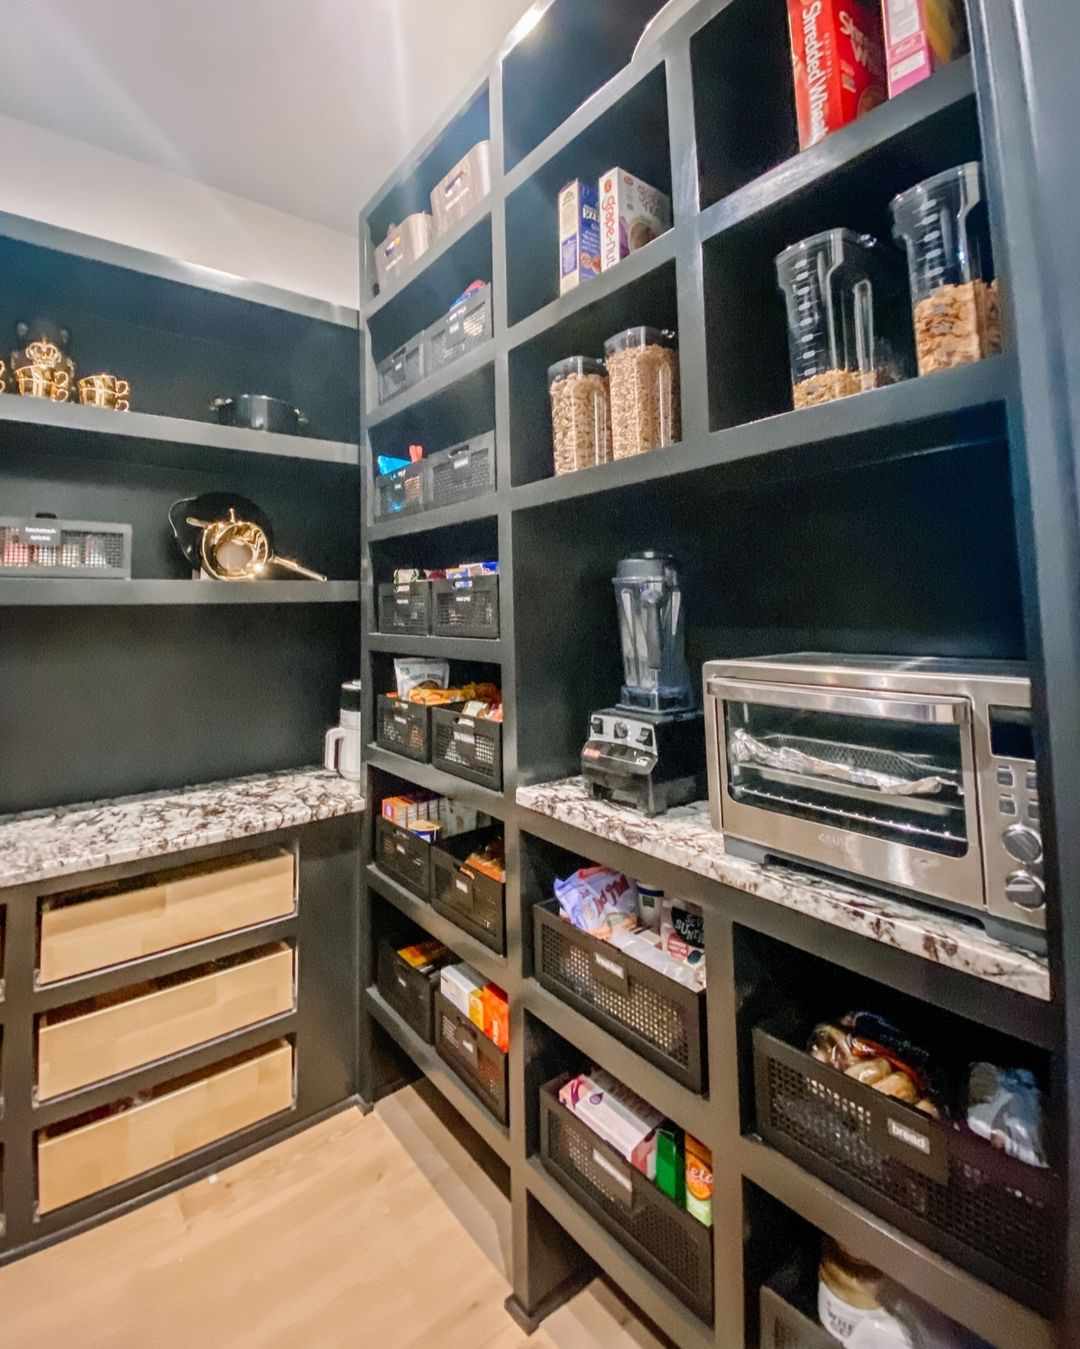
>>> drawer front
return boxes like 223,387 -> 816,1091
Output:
39,849 -> 296,984
38,945 -> 295,1101
37,1040 -> 294,1214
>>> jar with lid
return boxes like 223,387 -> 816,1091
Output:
890,161 -> 1002,375
603,327 -> 680,459
548,356 -> 613,476
775,229 -> 910,409
818,1239 -> 912,1346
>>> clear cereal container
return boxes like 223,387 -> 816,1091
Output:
603,327 -> 680,459
891,162 -> 1002,375
775,229 -> 908,409
548,357 -> 613,476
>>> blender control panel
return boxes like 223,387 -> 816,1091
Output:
583,713 -> 657,770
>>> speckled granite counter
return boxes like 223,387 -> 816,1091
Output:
0,768 -> 366,889
517,777 -> 1050,1002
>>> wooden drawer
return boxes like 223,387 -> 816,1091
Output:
38,848 -> 296,984
37,1039 -> 294,1214
37,944 -> 295,1101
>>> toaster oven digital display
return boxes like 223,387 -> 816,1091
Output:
989,706 -> 1035,761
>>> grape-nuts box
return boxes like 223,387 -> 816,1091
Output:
558,179 -> 601,295
598,168 -> 672,272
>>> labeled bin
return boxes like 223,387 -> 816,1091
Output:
431,828 -> 506,954
539,1073 -> 714,1323
430,141 -> 492,234
431,706 -> 503,789
431,573 -> 499,640
752,1020 -> 1057,1312
375,213 -> 433,292
376,939 -> 442,1044
376,332 -> 426,404
373,462 -> 425,520
532,900 -> 706,1092
377,580 -> 432,636
374,815 -> 434,898
424,433 -> 496,511
426,284 -> 492,371
376,694 -> 437,763
435,990 -> 508,1124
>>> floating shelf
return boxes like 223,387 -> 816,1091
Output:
0,580 -> 360,606
0,397 -> 358,469
365,744 -> 505,813
365,986 -> 511,1164
367,494 -> 500,541
366,341 -> 496,429
364,202 -> 493,323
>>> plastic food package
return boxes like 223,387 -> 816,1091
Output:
396,940 -> 450,974
808,1011 -> 940,1114
966,1062 -> 1048,1169
684,1134 -> 713,1227
393,658 -> 449,699
786,0 -> 885,149
604,327 -> 680,458
548,356 -> 613,475
606,923 -> 706,991
558,1069 -> 663,1176
554,867 -> 638,936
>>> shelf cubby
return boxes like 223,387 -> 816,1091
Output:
508,257 -> 678,486
504,60 -> 672,327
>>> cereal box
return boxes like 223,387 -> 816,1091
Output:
882,0 -> 966,98
786,0 -> 886,149
558,179 -> 600,295
598,168 -> 672,272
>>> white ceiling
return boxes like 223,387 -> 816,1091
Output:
0,0 -> 536,236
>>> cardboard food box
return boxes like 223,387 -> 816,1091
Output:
882,0 -> 966,98
786,0 -> 886,149
558,179 -> 601,294
598,168 -> 672,272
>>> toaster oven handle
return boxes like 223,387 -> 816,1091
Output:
704,678 -> 971,726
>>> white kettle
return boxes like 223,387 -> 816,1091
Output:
324,679 -> 364,782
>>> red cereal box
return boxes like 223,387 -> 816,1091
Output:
786,0 -> 886,149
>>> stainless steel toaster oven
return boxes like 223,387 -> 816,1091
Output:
704,655 -> 1045,948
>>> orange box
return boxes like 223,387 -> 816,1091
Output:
481,984 -> 509,1053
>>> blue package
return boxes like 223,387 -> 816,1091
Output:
559,180 -> 600,295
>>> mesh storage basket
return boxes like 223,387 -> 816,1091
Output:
377,580 -> 432,636
431,828 -> 505,954
374,815 -> 433,898
434,991 -> 508,1124
431,574 -> 499,639
376,332 -> 426,404
539,1074 -> 714,1322
424,433 -> 496,511
431,706 -> 502,789
426,285 -> 492,370
752,1022 -> 1058,1312
759,1284 -> 835,1349
373,463 -> 425,520
0,517 -> 132,578
532,900 -> 706,1092
376,939 -> 442,1044
376,695 -> 432,763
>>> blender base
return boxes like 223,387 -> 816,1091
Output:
581,707 -> 706,817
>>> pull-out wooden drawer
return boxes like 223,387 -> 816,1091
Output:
38,849 -> 295,984
37,944 -> 295,1101
37,1039 -> 294,1214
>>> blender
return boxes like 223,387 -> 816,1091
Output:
581,552 -> 705,816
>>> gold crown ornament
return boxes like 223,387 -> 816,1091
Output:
77,374 -> 131,412
11,323 -> 76,401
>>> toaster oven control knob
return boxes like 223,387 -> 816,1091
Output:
613,721 -> 629,740
1003,824 -> 1043,865
1006,870 -> 1046,910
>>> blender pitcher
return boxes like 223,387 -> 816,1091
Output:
613,552 -> 693,711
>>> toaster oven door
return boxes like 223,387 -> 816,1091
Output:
706,678 -> 985,912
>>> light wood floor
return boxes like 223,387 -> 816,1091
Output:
0,1085 -> 665,1349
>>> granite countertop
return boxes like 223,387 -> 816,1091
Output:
517,777 -> 1051,1002
0,768 -> 366,889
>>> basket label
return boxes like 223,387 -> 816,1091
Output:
873,1099 -> 948,1183
591,1148 -> 633,1205
455,879 -> 470,894
887,1117 -> 930,1154
593,951 -> 628,991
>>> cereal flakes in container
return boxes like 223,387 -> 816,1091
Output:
891,161 -> 1003,375
603,327 -> 680,460
548,357 -> 613,476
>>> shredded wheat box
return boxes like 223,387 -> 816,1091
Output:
786,0 -> 886,149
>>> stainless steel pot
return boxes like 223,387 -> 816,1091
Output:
210,394 -> 309,435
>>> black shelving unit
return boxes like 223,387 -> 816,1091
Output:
356,3 -> 1080,1346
